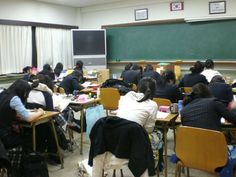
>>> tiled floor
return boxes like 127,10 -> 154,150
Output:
49,130 -> 215,177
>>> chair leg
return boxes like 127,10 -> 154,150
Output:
112,169 -> 116,177
156,166 -> 159,177
175,163 -> 181,177
186,167 -> 190,177
120,169 -> 124,177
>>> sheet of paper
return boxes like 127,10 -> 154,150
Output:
156,111 -> 169,119
81,81 -> 92,88
53,94 -> 71,112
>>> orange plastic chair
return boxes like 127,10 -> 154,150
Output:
153,98 -> 172,107
99,88 -> 120,115
175,126 -> 228,177
183,87 -> 192,94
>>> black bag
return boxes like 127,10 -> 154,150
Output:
101,79 -> 132,95
21,152 -> 49,177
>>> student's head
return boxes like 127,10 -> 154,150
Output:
72,70 -> 83,82
124,63 -> 133,71
210,75 -> 225,84
54,62 -> 63,77
75,60 -> 83,70
22,66 -> 32,74
162,70 -> 176,84
43,64 -> 52,72
205,59 -> 214,69
131,64 -> 140,71
183,83 -> 211,106
137,77 -> 156,102
144,64 -> 153,72
8,79 -> 32,103
190,61 -> 204,74
32,74 -> 54,90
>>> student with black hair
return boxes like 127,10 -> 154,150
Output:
117,77 -> 157,133
117,77 -> 163,171
181,83 -> 236,131
142,64 -> 160,81
121,64 -> 142,85
54,62 -> 64,80
120,62 -> 132,79
39,63 -> 55,81
59,70 -> 84,94
201,59 -> 222,82
0,79 -> 44,175
179,61 -> 208,87
22,66 -> 33,81
155,70 -> 182,103
208,75 -> 233,107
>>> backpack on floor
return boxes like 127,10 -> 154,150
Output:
21,152 -> 49,177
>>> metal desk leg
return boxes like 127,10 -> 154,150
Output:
163,124 -> 168,177
80,109 -> 84,155
50,120 -> 64,169
32,124 -> 36,151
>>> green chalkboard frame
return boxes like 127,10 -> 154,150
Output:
104,19 -> 236,62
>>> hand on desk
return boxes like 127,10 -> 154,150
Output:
27,108 -> 45,122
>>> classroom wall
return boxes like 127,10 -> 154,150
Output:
0,0 -> 78,26
78,0 -> 236,28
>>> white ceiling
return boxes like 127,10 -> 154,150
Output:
34,0 -> 127,7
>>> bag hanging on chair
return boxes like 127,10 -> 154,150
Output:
86,105 -> 106,137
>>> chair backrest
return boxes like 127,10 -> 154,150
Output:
176,126 -> 228,173
99,88 -> 120,110
153,98 -> 172,107
59,87 -> 65,94
183,87 -> 192,94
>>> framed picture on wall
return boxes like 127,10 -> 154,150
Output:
170,2 -> 184,11
135,8 -> 148,21
209,1 -> 226,14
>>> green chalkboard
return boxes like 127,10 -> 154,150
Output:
106,20 -> 236,61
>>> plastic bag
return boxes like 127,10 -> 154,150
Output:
86,105 -> 106,137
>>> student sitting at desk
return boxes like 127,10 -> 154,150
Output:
54,62 -> 64,80
154,70 -> 183,103
26,74 -> 59,159
208,75 -> 233,107
74,60 -> 85,83
181,83 -> 236,131
59,70 -> 84,94
120,62 -> 133,79
116,77 -> 163,170
179,61 -> 208,87
0,79 -> 44,176
39,63 -> 55,81
122,64 -> 142,85
142,64 -> 160,81
201,59 -> 222,83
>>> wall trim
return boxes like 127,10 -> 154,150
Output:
0,19 -> 78,29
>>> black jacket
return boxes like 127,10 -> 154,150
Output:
179,73 -> 208,87
155,83 -> 183,103
60,75 -> 84,94
208,82 -> 233,106
122,70 -> 141,85
181,98 -> 236,131
89,116 -> 155,177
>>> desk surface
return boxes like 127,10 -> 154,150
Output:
29,111 -> 59,124
156,112 -> 179,123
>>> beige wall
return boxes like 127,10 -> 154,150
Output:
77,0 -> 236,28
0,0 -> 77,25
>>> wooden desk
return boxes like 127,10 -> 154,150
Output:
70,98 -> 101,154
19,111 -> 63,168
156,113 -> 179,177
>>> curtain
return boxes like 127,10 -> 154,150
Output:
0,25 -> 32,74
36,27 -> 73,71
